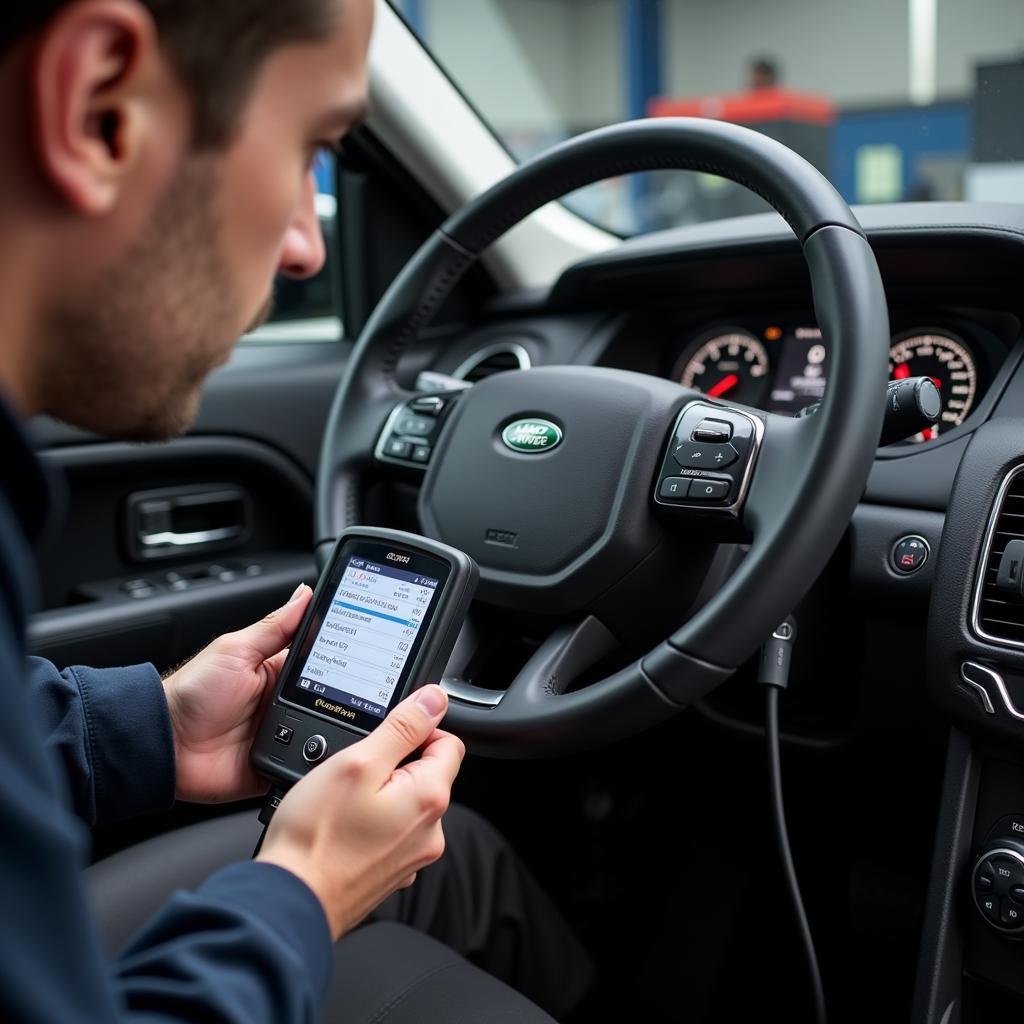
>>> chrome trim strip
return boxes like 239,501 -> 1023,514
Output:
452,342 -> 532,381
990,668 -> 1024,721
960,662 -> 996,715
971,465 -> 1024,649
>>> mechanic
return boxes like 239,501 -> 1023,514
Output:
0,2 -> 593,1022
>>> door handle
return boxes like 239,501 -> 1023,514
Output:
126,485 -> 252,561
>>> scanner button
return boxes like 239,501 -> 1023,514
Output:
273,724 -> 294,746
302,735 -> 328,764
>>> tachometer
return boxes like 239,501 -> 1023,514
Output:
674,329 -> 770,405
888,331 -> 977,442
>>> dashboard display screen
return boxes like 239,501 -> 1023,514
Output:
766,326 -> 830,416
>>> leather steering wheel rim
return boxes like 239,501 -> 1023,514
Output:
315,118 -> 890,757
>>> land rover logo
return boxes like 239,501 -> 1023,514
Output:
501,419 -> 563,454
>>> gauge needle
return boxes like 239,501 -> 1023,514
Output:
707,373 -> 739,398
893,363 -> 910,380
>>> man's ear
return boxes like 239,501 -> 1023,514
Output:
30,0 -> 172,215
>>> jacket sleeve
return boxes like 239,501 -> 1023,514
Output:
3,643 -> 332,1024
24,655 -> 176,827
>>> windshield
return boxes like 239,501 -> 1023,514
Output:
394,0 -> 1024,235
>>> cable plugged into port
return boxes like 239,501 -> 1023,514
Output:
759,617 -> 827,1024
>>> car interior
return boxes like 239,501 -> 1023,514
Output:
26,3 -> 1024,1021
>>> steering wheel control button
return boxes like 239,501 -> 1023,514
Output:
891,535 -> 929,574
672,441 -> 738,470
1011,885 -> 1024,903
302,735 -> 328,764
688,479 -> 731,502
411,445 -> 432,464
654,402 -> 763,515
691,419 -> 732,443
659,477 -> 691,501
395,414 -> 435,437
273,724 -> 294,745
976,873 -> 994,892
410,395 -> 446,417
384,438 -> 412,460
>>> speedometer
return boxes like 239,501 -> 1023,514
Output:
673,329 -> 770,406
888,331 -> 977,442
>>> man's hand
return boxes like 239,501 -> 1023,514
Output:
257,685 -> 465,940
162,584 -> 313,803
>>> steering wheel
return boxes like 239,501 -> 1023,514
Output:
315,119 -> 889,757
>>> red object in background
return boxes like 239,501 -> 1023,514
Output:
648,87 -> 836,127
893,363 -> 911,380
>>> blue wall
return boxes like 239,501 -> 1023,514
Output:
832,103 -> 970,203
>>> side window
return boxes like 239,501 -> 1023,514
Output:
243,152 -> 343,343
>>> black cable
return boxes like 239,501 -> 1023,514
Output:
253,786 -> 286,859
252,824 -> 269,859
765,685 -> 827,1024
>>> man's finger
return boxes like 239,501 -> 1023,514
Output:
228,584 -> 312,662
357,685 -> 449,777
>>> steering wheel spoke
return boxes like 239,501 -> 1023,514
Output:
741,409 -> 818,536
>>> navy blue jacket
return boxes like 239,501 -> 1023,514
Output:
0,398 -> 332,1022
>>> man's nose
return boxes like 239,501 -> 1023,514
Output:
278,172 -> 326,280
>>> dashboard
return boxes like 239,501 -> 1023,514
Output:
665,316 -> 1007,444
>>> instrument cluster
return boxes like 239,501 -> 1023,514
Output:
670,319 -> 992,443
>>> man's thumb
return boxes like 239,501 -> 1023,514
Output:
231,583 -> 312,661
360,685 -> 448,771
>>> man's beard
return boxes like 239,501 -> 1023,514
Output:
40,156 -> 250,442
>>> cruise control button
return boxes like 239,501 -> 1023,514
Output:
691,418 -> 732,443
688,479 -> 731,502
978,893 -> 1001,924
976,873 -> 994,892
659,477 -> 691,501
302,735 -> 328,764
673,441 -> 739,470
1002,901 -> 1024,927
410,445 -> 432,464
384,437 -> 412,460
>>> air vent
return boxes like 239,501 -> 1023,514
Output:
453,343 -> 531,384
974,466 -> 1024,647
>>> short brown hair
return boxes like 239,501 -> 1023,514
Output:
1,0 -> 339,147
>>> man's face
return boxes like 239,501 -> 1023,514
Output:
43,0 -> 372,440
